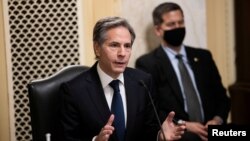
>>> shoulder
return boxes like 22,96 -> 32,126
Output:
124,67 -> 154,90
137,46 -> 162,60
136,46 -> 164,67
64,64 -> 97,87
185,46 -> 210,53
185,46 -> 213,58
124,67 -> 152,81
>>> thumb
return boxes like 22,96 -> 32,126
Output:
166,111 -> 175,123
107,114 -> 115,126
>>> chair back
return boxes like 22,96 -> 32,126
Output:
28,65 -> 89,141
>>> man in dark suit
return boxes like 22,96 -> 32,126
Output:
60,16 -> 186,141
136,2 -> 230,141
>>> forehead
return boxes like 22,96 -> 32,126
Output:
105,26 -> 132,41
162,10 -> 184,23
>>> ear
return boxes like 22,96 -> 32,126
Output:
154,25 -> 163,37
94,42 -> 100,57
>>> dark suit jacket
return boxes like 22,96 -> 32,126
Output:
60,62 -> 159,141
136,46 -> 230,124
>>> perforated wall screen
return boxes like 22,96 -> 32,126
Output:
7,0 -> 80,140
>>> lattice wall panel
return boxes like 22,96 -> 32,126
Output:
7,0 -> 80,140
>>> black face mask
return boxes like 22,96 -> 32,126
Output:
163,27 -> 186,47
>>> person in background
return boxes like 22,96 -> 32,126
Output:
60,16 -> 186,141
136,2 -> 230,141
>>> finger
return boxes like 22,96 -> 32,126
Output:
107,114 -> 115,126
102,129 -> 113,136
171,134 -> 182,140
104,126 -> 114,132
197,125 -> 208,137
176,125 -> 186,131
176,126 -> 186,133
175,130 -> 185,136
104,134 -> 111,140
166,111 -> 175,123
99,132 -> 110,141
99,126 -> 114,141
200,129 -> 208,137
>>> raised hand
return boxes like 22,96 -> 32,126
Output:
159,111 -> 186,141
95,114 -> 115,141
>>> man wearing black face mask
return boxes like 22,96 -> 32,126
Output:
136,2 -> 230,141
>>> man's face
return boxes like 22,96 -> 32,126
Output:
155,10 -> 185,36
94,26 -> 132,79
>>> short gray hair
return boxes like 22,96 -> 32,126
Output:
93,16 -> 136,46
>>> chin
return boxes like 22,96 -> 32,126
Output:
114,67 -> 126,74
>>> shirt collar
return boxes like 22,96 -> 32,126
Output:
97,63 -> 124,88
162,44 -> 187,61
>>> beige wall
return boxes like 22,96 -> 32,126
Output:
0,0 -> 11,140
80,0 -> 121,67
206,0 -> 236,123
207,0 -> 235,123
206,0 -> 235,88
0,0 -> 235,140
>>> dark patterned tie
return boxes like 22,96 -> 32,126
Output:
110,80 -> 125,141
176,54 -> 203,122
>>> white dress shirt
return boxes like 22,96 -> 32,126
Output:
97,63 -> 127,125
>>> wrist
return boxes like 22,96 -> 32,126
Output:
213,116 -> 223,125
157,130 -> 166,141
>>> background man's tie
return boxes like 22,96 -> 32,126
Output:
110,80 -> 125,141
176,54 -> 203,122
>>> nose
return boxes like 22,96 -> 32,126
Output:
118,46 -> 126,56
175,23 -> 181,28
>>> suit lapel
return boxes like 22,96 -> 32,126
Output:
155,47 -> 184,104
86,64 -> 111,124
123,71 -> 138,138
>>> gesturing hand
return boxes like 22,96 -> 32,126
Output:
160,111 -> 186,141
95,114 -> 115,141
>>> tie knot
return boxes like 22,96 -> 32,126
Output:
109,80 -> 120,93
176,54 -> 183,60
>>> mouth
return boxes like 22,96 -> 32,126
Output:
114,61 -> 126,66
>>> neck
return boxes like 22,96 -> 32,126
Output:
162,42 -> 182,53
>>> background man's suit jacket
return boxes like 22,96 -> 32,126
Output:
136,46 -> 230,124
60,62 -> 159,141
